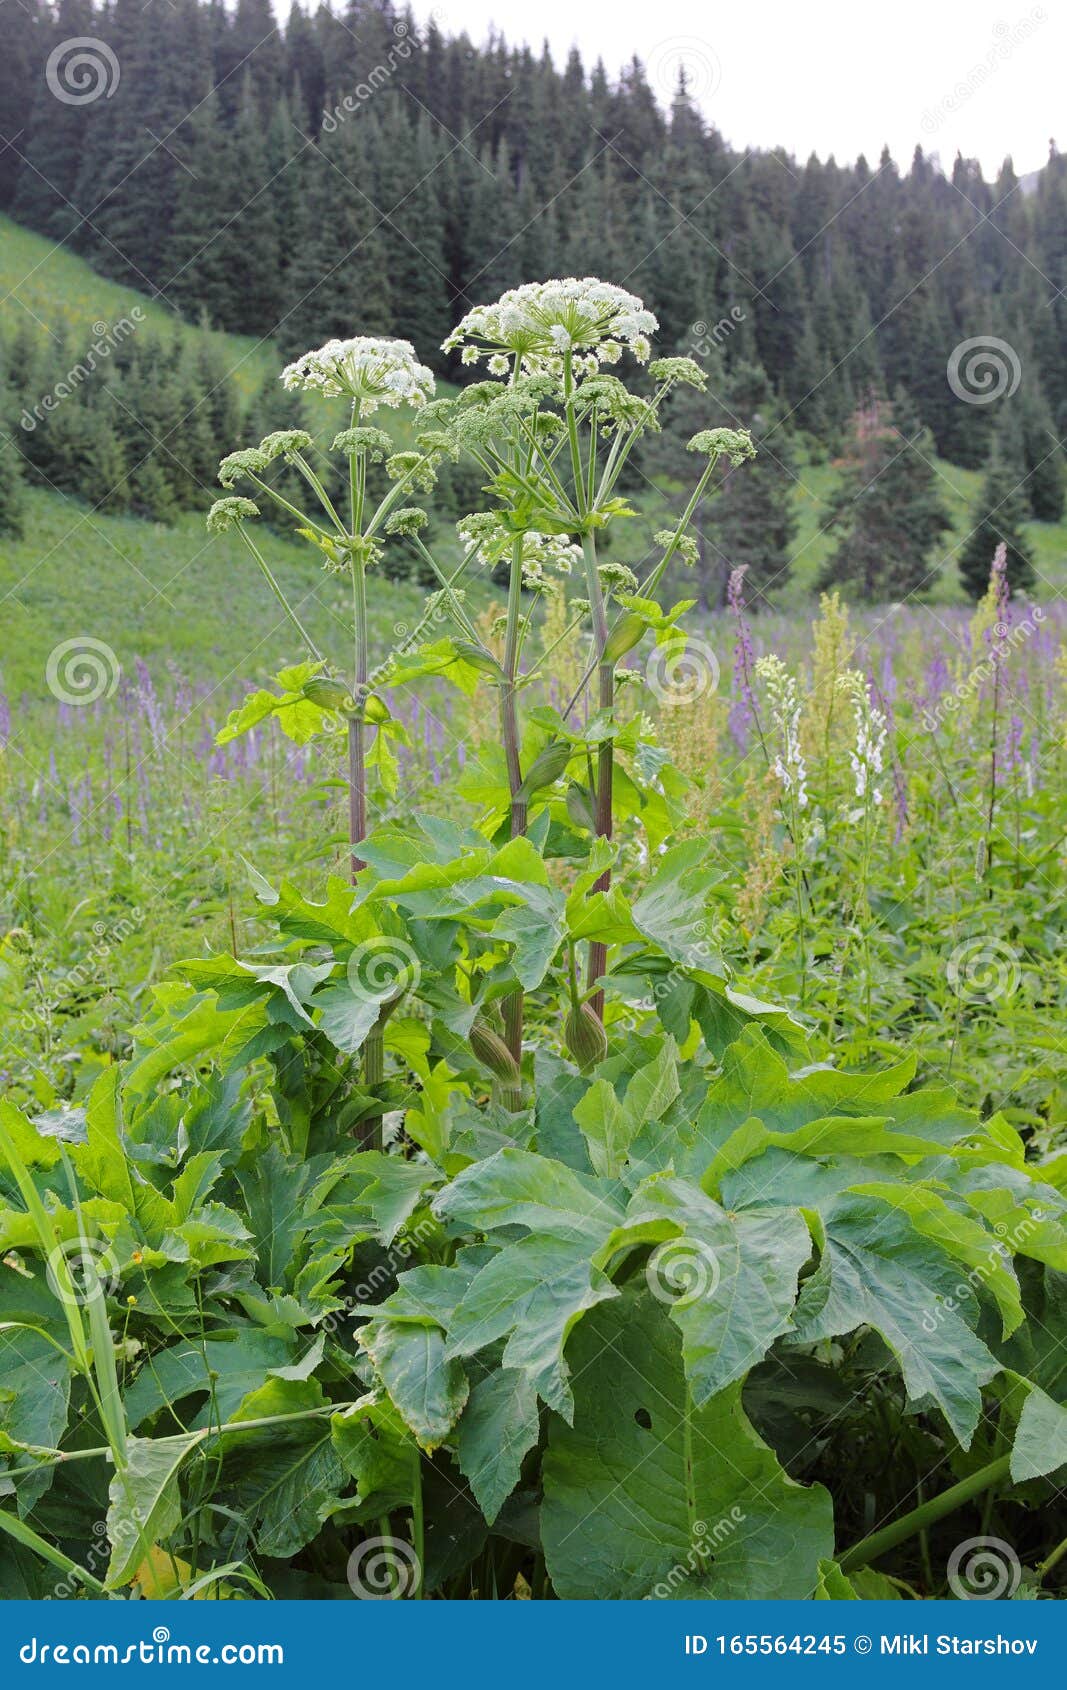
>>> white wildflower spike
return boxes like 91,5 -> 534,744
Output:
837,669 -> 888,806
281,337 -> 435,415
444,278 -> 658,373
756,654 -> 809,808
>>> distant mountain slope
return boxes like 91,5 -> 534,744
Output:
0,213 -> 278,401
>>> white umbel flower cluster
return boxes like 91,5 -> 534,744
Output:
837,670 -> 887,806
756,654 -> 809,808
444,278 -> 657,373
458,518 -> 581,590
281,336 -> 435,415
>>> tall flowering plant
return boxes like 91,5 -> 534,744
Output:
27,279 -> 1053,1603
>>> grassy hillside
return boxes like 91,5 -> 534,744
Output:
0,488 -> 431,705
0,213 -> 277,402
0,220 -> 456,705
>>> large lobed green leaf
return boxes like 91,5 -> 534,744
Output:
541,1289 -> 834,1598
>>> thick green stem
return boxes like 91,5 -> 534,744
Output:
1038,1532 -> 1067,1582
560,355 -> 615,1018
579,532 -> 613,1019
498,536 -> 527,1105
561,454 -> 718,722
839,1455 -> 1010,1576
0,1510 -> 108,1595
348,547 -> 385,1103
0,1400 -> 365,1485
410,1455 -> 425,1599
347,725 -> 367,881
348,549 -> 370,878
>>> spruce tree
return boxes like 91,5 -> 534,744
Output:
0,343 -> 27,537
818,393 -> 951,601
374,105 -> 450,352
192,332 -> 242,458
167,94 -> 241,328
705,361 -> 798,605
0,0 -> 42,212
0,430 -> 26,537
1018,378 -> 1064,521
958,435 -> 1036,598
80,403 -> 130,512
13,0 -> 101,240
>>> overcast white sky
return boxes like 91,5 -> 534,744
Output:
388,0 -> 1056,177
